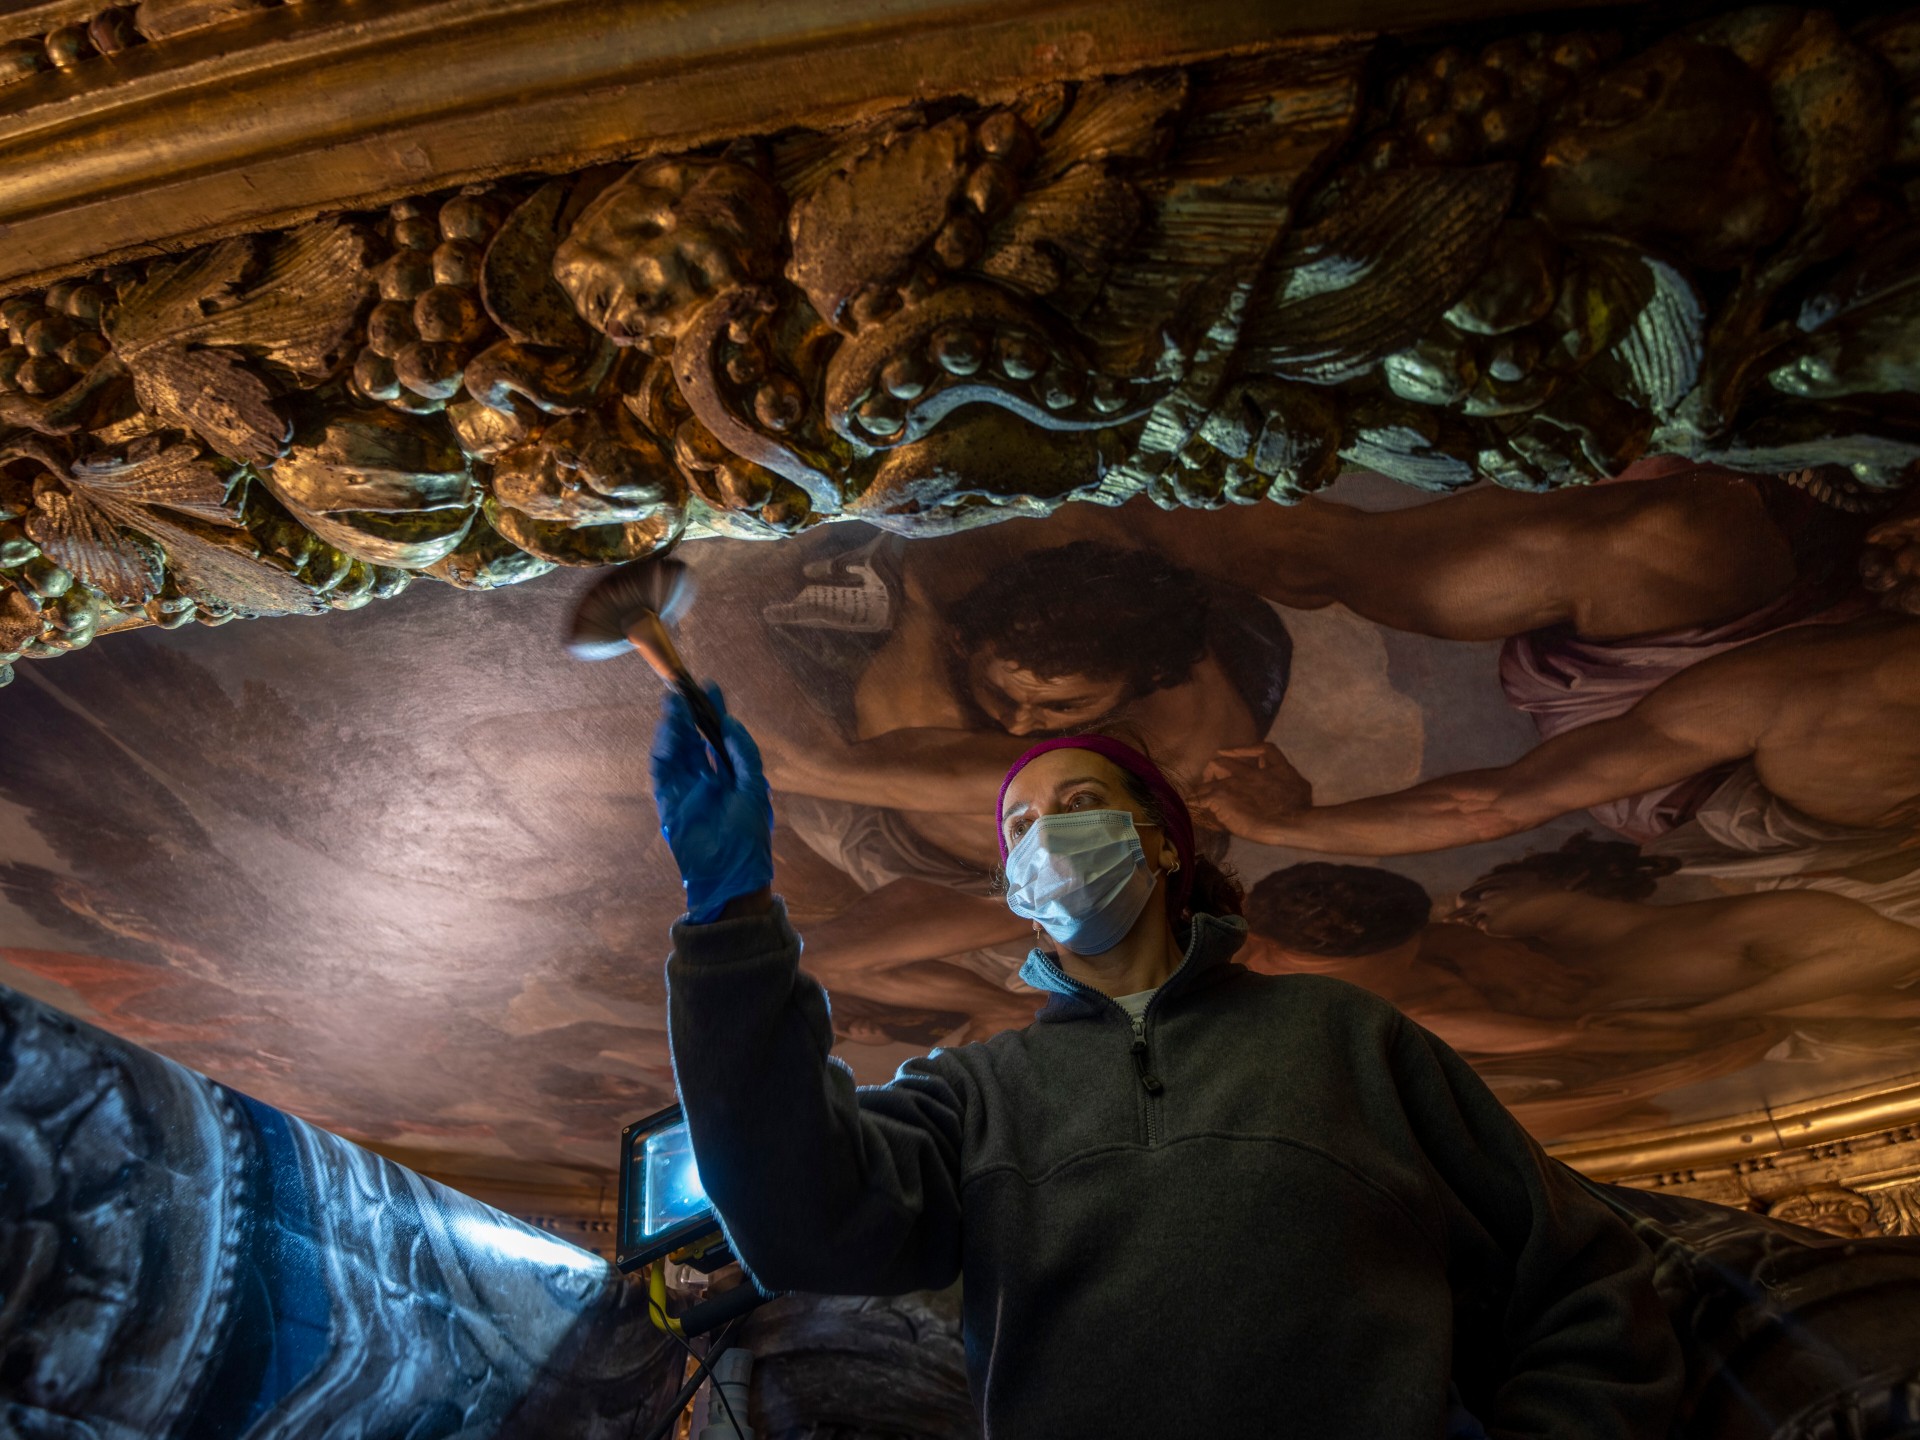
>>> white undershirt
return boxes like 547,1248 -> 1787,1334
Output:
1115,988 -> 1157,1035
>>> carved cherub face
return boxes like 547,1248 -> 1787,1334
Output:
553,158 -> 783,345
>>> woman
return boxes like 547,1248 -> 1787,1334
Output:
652,690 -> 1680,1440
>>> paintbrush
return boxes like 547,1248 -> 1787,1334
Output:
566,558 -> 734,778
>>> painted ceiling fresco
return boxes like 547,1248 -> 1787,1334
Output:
2,463 -> 1918,1186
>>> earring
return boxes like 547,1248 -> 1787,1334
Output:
1168,860 -> 1181,873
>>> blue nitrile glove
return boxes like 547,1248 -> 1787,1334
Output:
649,683 -> 775,923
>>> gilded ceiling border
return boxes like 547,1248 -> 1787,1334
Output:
1554,1073 -> 1920,1238
0,0 -> 1622,292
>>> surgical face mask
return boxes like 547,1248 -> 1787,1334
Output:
1002,810 -> 1159,956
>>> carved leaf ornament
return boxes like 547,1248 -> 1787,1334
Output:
1,8 -> 1917,683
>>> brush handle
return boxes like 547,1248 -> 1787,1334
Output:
626,613 -> 734,781
677,675 -> 735,782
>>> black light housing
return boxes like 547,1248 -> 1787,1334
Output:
616,1102 -> 723,1273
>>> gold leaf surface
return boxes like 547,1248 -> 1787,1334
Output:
25,488 -> 164,605
69,443 -> 241,525
126,344 -> 290,467
788,117 -> 972,325
191,221 -> 378,377
89,497 -> 325,617
1031,73 -> 1188,187
107,237 -> 257,356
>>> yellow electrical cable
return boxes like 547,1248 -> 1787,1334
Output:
647,1261 -> 686,1337
643,1230 -> 726,1337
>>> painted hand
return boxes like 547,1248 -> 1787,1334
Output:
1863,504 -> 1920,617
649,684 -> 775,923
1194,743 -> 1312,843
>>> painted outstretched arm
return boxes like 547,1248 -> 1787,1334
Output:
801,880 -> 1030,976
1196,667 -> 1757,856
1419,1006 -> 1711,1057
687,586 -> 1023,814
756,717 -> 1032,813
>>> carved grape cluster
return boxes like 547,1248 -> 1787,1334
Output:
244,489 -> 414,616
0,7 -> 1910,676
1359,30 -> 1623,170
0,279 -> 115,405
351,190 -> 509,414
0,503 -> 97,679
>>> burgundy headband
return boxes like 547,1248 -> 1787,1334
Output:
997,735 -> 1197,913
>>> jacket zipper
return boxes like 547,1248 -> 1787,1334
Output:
1025,923 -> 1205,1148
1129,925 -> 1199,1145
1130,1026 -> 1163,1144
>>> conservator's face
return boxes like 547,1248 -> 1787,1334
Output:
1000,750 -> 1180,954
999,750 -> 1164,856
968,652 -> 1130,736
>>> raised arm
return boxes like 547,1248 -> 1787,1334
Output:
668,898 -> 966,1294
653,688 -> 965,1294
1198,646 -> 1768,856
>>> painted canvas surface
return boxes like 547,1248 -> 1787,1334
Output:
3,465 -> 1917,1182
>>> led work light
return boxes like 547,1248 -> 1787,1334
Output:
618,1102 -> 723,1272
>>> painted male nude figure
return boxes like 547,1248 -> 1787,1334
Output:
1198,611 -> 1920,862
1451,838 -> 1920,1028
1235,858 -> 1779,1138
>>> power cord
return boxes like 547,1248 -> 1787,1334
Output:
627,1288 -> 751,1440
626,1311 -> 738,1440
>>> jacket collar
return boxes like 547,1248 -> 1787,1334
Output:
1018,913 -> 1249,1021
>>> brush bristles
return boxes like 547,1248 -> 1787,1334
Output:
565,559 -> 696,662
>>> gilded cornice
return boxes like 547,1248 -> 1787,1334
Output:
1554,1073 -> 1920,1239
0,0 -> 1620,293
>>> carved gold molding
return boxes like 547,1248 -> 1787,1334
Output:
1555,1072 -> 1920,1177
0,3 -> 1914,686
1554,1071 -> 1920,1238
0,0 -> 1623,293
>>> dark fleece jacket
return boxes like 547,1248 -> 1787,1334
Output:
667,901 -> 1681,1440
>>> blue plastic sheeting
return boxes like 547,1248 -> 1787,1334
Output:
0,983 -> 680,1440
